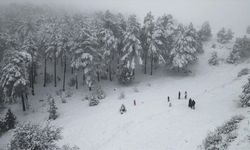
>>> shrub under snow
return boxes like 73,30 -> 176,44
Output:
9,122 -> 62,150
239,78 -> 250,107
208,52 -> 219,66
237,68 -> 249,77
201,115 -> 244,150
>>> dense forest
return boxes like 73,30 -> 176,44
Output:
0,3 -> 249,112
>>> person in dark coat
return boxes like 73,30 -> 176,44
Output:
120,104 -> 127,114
178,91 -> 181,99
188,98 -> 192,108
168,96 -> 170,102
184,91 -> 187,99
134,100 -> 136,106
192,100 -> 196,109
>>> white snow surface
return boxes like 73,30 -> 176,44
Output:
1,40 -> 250,150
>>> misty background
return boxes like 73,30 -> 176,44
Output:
1,0 -> 250,36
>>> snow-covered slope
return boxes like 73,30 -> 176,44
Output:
1,40 -> 250,150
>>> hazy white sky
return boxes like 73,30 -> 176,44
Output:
2,0 -> 250,36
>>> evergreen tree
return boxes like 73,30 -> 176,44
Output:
198,21 -> 212,41
217,28 -> 227,44
45,18 -> 61,88
170,24 -> 198,71
217,28 -> 234,44
48,97 -> 58,120
4,109 -> 17,130
89,95 -> 99,106
0,50 -> 31,111
240,78 -> 250,107
141,12 -> 155,74
247,25 -> 250,34
208,51 -> 219,65
10,122 -> 62,150
71,22 -> 99,91
155,14 -> 176,65
120,15 -> 142,77
227,36 -> 250,63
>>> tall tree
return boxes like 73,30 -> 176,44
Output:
170,24 -> 198,71
0,50 -> 31,111
141,12 -> 155,74
121,15 -> 142,75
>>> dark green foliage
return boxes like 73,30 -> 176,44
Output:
240,78 -> 250,107
10,122 -> 62,150
202,115 -> 244,150
217,28 -> 234,44
237,68 -> 249,77
89,96 -> 99,106
5,109 -> 16,130
118,68 -> 135,84
48,98 -> 58,120
198,21 -> 212,41
208,52 -> 219,66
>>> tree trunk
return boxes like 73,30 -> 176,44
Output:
83,73 -> 85,86
132,69 -> 135,76
31,55 -> 34,95
54,49 -> 57,87
44,57 -> 47,87
21,94 -> 26,111
109,64 -> 112,81
150,54 -> 153,76
144,52 -> 147,74
75,74 -> 78,89
63,55 -> 66,91
97,71 -> 100,82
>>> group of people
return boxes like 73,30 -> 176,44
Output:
119,91 -> 196,114
188,98 -> 196,109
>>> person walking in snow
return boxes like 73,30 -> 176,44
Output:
188,98 -> 192,108
184,91 -> 187,99
168,96 -> 170,102
134,100 -> 136,106
178,91 -> 181,99
192,100 -> 196,110
120,104 -> 127,114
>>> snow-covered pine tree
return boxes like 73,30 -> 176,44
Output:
198,21 -> 212,41
22,32 -> 38,96
0,50 -> 31,111
45,18 -> 61,88
141,12 -> 155,74
217,28 -> 233,44
239,78 -> 250,107
170,24 -> 198,72
155,14 -> 176,65
217,28 -> 227,44
89,95 -> 99,106
10,122 -> 62,150
71,21 -> 99,91
48,97 -> 58,120
227,36 -> 250,63
226,29 -> 234,42
4,109 -> 16,130
247,25 -> 250,34
141,12 -> 166,75
227,50 -> 241,64
186,23 -> 203,53
208,51 -> 219,65
99,11 -> 119,81
119,14 -> 142,82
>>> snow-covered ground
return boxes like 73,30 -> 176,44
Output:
1,40 -> 250,150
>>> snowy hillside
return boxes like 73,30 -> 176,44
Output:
0,2 -> 250,150
1,39 -> 250,150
